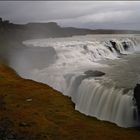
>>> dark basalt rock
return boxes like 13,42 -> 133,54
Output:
107,46 -> 113,52
122,42 -> 129,50
134,84 -> 140,116
84,70 -> 105,77
110,40 -> 121,54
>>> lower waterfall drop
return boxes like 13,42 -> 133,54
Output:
74,78 -> 139,127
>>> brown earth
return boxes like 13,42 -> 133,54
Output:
0,63 -> 140,140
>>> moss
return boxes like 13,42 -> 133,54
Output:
0,63 -> 140,140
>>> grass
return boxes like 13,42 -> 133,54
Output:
0,63 -> 140,140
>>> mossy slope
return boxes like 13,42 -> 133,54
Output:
0,64 -> 140,140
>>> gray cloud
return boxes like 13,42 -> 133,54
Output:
0,1 -> 140,30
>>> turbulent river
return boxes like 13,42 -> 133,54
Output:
10,34 -> 140,128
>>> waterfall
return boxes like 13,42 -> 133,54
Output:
23,36 -> 139,61
13,34 -> 140,127
67,76 -> 139,127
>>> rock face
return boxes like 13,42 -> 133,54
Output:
134,84 -> 140,117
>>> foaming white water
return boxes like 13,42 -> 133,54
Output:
16,34 -> 140,127
23,35 -> 139,59
71,77 -> 139,127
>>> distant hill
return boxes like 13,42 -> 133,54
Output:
0,18 -> 140,41
0,21 -> 96,41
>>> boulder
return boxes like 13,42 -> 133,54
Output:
84,70 -> 105,77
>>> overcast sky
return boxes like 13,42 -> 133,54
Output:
0,1 -> 140,30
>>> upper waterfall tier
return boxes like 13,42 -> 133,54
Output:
23,35 -> 140,61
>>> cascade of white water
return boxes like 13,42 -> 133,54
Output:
104,38 -> 138,55
72,78 -> 139,127
83,43 -> 116,61
23,36 -> 139,60
19,35 -> 140,128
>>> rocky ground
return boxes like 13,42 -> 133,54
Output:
0,63 -> 140,140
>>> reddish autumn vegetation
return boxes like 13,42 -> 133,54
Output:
0,63 -> 140,140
